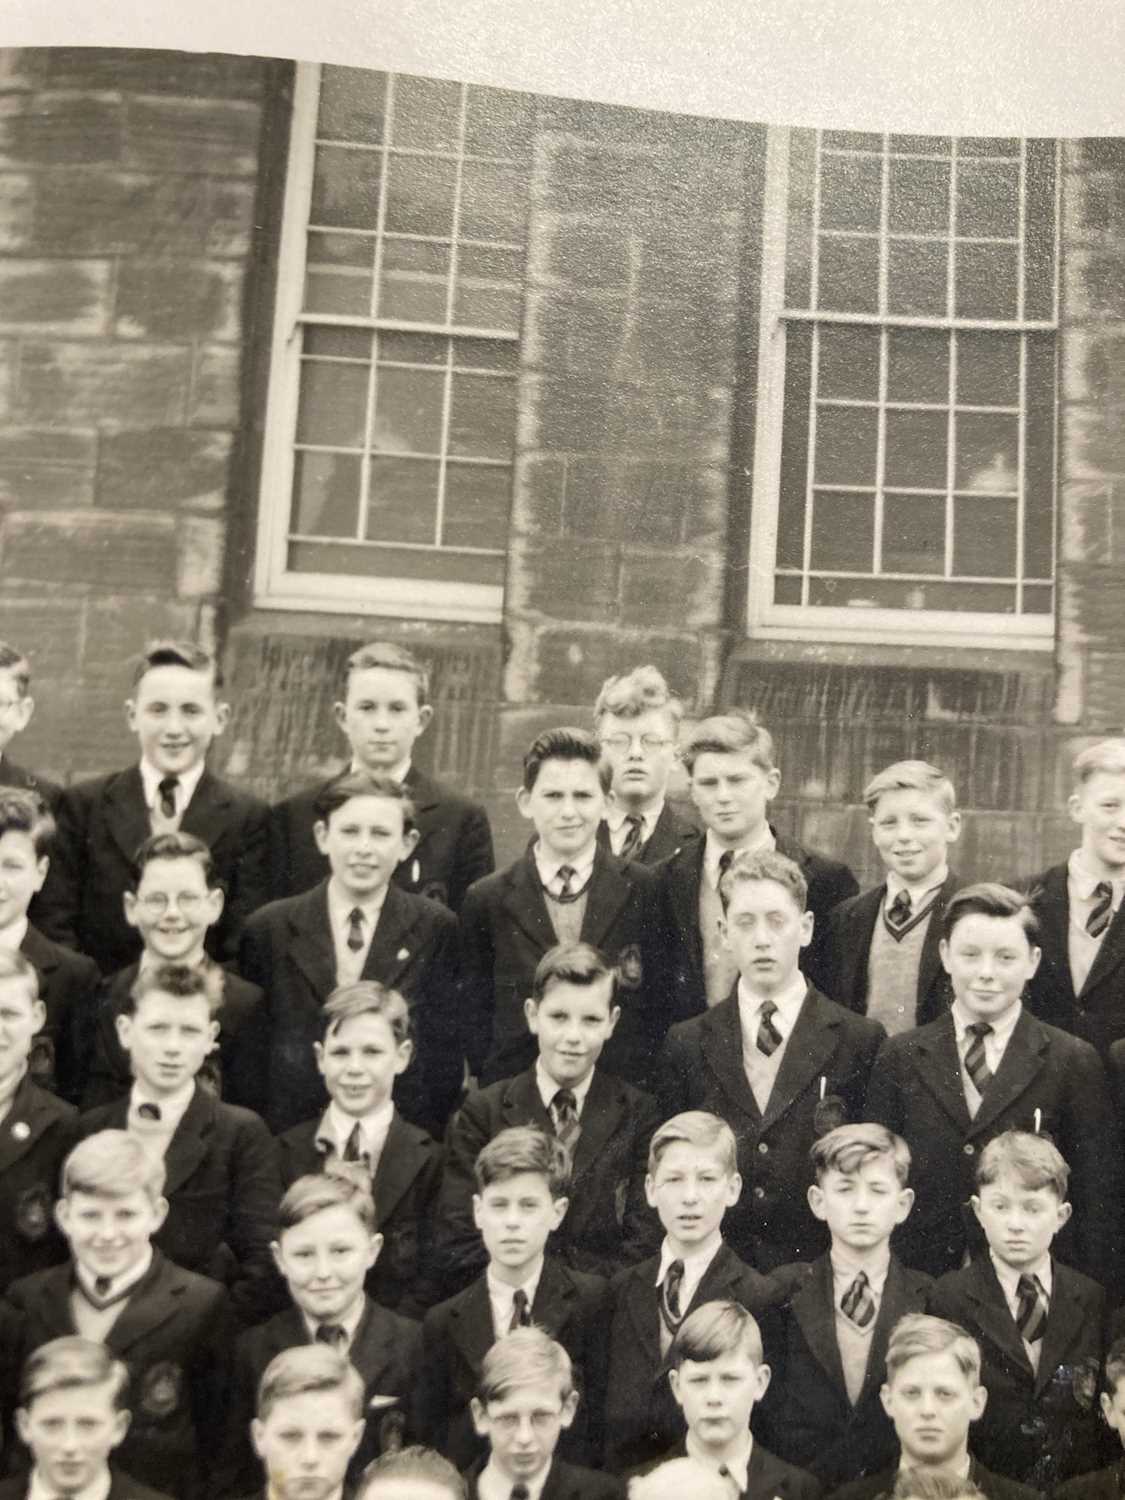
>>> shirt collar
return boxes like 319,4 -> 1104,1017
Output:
478,1458 -> 551,1500
703,825 -> 775,888
130,1078 -> 196,1128
951,998 -> 1022,1048
29,1468 -> 112,1500
897,1454 -> 972,1480
534,842 -> 596,888
886,866 -> 949,905
1068,848 -> 1125,901
487,1257 -> 544,1310
535,1057 -> 595,1114
326,875 -> 388,925
0,915 -> 28,952
76,1245 -> 154,1305
686,1427 -> 754,1492
831,1245 -> 892,1291
139,757 -> 205,811
737,971 -> 808,1030
605,799 -> 664,838
350,756 -> 411,785
656,1232 -> 723,1286
989,1249 -> 1053,1304
318,1098 -> 395,1158
300,1292 -> 366,1345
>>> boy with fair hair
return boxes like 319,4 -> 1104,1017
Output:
1053,1336 -> 1125,1500
928,1131 -> 1104,1488
268,639 -> 494,912
659,850 -> 885,1270
824,761 -> 961,1031
628,1457 -> 732,1500
656,709 -> 857,1021
466,1328 -> 623,1499
437,941 -> 660,1288
358,1448 -> 466,1500
249,1345 -> 366,1500
0,639 -> 59,807
765,1124 -> 931,1487
593,665 -> 698,866
5,1130 -> 228,1498
416,1126 -> 605,1470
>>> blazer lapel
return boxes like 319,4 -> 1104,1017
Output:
622,1262 -> 662,1370
20,923 -> 61,979
841,888 -> 882,1007
790,1255 -> 847,1395
1035,1263 -> 1089,1396
578,851 -> 632,951
363,886 -> 418,986
289,883 -> 339,999
857,1257 -> 915,1406
500,1071 -> 553,1133
348,1298 -> 399,1393
161,1084 -> 212,1197
701,999 -> 762,1124
23,1266 -> 75,1338
761,989 -> 840,1133
181,769 -> 233,851
917,874 -> 957,1020
965,1257 -> 1034,1379
914,1016 -> 973,1133
104,767 -> 152,868
1081,894 -> 1125,999
0,1077 -> 66,1175
531,1258 -> 577,1328
500,853 -> 557,954
107,1257 -> 183,1354
668,845 -> 706,974
449,1279 -> 498,1367
971,1010 -> 1048,1138
1034,866 -> 1076,1006
371,1115 -> 430,1227
569,1071 -> 627,1185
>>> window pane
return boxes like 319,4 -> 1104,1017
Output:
887,239 -> 948,317
304,264 -> 372,317
958,137 -> 1020,158
819,152 -> 882,232
449,372 -> 516,460
955,241 -> 1018,319
442,462 -> 512,548
290,451 -> 361,536
310,146 -> 381,229
823,130 -> 882,151
377,238 -> 450,323
883,493 -> 945,573
464,86 -> 536,159
384,153 -> 456,237
817,235 -> 879,313
886,329 -> 949,403
305,325 -> 372,359
460,160 -> 529,244
957,159 -> 1020,238
453,245 -> 524,331
890,134 -> 951,154
957,332 -> 1019,406
296,362 -> 369,447
1023,584 -> 1053,613
778,324 -> 812,570
318,67 -> 386,143
366,456 -> 439,543
289,538 -> 503,585
773,574 -> 802,604
808,575 -> 1016,611
378,331 -> 447,364
885,409 -> 948,489
818,325 -> 880,402
810,490 -> 874,570
372,366 -> 445,454
454,338 -> 519,371
888,157 -> 950,233
953,495 -> 1017,576
814,406 -> 878,486
390,75 -> 462,151
954,411 -> 1019,492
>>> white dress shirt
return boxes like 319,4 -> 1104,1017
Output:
533,843 -> 596,898
326,877 -> 387,985
127,1079 -> 195,1162
535,1058 -> 595,1117
737,972 -> 808,1112
990,1249 -> 1053,1374
0,915 -> 28,953
655,1232 -> 723,1352
72,1247 -> 154,1341
950,999 -> 1022,1116
30,1467 -> 112,1500
300,1291 -> 367,1351
315,1098 -> 395,1171
702,825 -> 775,890
832,1247 -> 891,1404
139,757 -> 205,826
1067,849 -> 1125,994
685,1427 -> 754,1493
486,1258 -> 544,1338
476,1459 -> 552,1500
605,800 -> 663,856
886,864 -> 949,909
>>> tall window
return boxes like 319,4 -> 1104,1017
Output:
255,65 -> 533,621
749,130 -> 1059,649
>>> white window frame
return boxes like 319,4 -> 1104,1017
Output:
747,127 -> 1059,652
253,62 -> 514,624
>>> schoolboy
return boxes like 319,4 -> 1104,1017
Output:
0,640 -> 60,808
4,1131 -> 229,1499
36,640 -> 269,975
436,941 -> 660,1289
641,1300 -> 821,1500
927,1131 -> 1104,1489
628,1457 -> 731,1500
5,1336 -> 171,1500
0,790 -> 99,1102
267,639 -> 494,913
466,1328 -> 623,1499
358,1448 -> 466,1500
593,665 -> 699,866
658,850 -> 886,1271
655,710 -> 857,1023
240,770 -> 461,1135
77,963 -> 280,1325
828,1315 -> 1042,1500
764,1124 -> 931,1487
1021,739 -> 1125,1055
864,883 -> 1119,1285
276,981 -> 442,1316
247,1345 -> 366,1500
1052,1337 -> 1125,1500
0,949 -> 77,1292
460,727 -> 660,1087
217,1170 -> 422,1497
823,762 -> 961,1031
603,1111 -> 794,1474
415,1126 -> 606,1470
81,831 -> 267,1114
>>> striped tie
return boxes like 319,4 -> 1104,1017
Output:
1088,881 -> 1113,938
509,1288 -> 532,1332
886,888 -> 912,931
157,775 -> 179,821
841,1269 -> 876,1329
963,1021 -> 994,1096
552,1088 -> 580,1155
757,999 -> 783,1057
1016,1272 -> 1048,1343
346,907 -> 365,953
660,1258 -> 685,1337
556,865 -> 577,899
619,813 -> 645,862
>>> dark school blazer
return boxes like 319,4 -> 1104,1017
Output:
597,801 -> 702,867
0,1476 -> 171,1500
763,1254 -> 933,1487
864,1008 -> 1120,1285
238,879 -> 461,1135
5,1252 -> 229,1500
657,985 -> 886,1270
1023,862 -> 1125,1057
821,872 -> 959,1023
1054,1459 -> 1125,1500
0,756 -> 60,809
19,921 -> 100,1105
0,1074 -> 77,1293
435,1065 -> 662,1290
459,845 -> 661,1086
639,1437 -> 822,1500
828,1458 -> 1043,1500
928,1255 -> 1106,1489
77,1084 -> 281,1327
214,1297 -> 422,1498
415,1257 -> 606,1471
655,830 -> 859,1025
276,1109 -> 442,1316
463,1455 -> 625,1499
35,765 -> 269,974
267,764 -> 494,913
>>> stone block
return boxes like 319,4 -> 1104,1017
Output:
508,536 -> 620,624
33,170 -> 212,256
15,342 -> 192,428
528,374 -> 615,454
0,426 -> 97,510
0,173 -> 34,251
0,92 -> 125,168
176,515 -> 226,599
533,220 -> 634,291
205,179 -> 258,258
539,138 -> 655,219
510,454 -> 566,536
98,428 -> 233,512
0,592 -> 84,680
1059,478 -> 1112,563
0,258 -> 112,335
83,594 -> 204,679
523,288 -> 629,378
530,628 -> 706,709
0,510 -> 177,590
124,97 -> 261,177
1064,243 -> 1125,320
619,549 -> 725,631
115,260 -> 244,343
188,346 -> 241,427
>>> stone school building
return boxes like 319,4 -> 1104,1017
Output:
0,46 -> 1119,878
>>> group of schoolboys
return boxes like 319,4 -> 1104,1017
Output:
2,634 -> 1125,1500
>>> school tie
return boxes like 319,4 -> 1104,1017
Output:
315,1323 -> 348,1349
552,1087 -> 581,1155
840,1269 -> 876,1329
157,774 -> 179,821
346,907 -> 365,953
885,888 -> 912,934
509,1288 -> 532,1332
555,864 -> 577,900
1016,1272 -> 1049,1343
343,1121 -> 363,1163
1087,881 -> 1114,938
717,848 -> 734,886
619,813 -> 645,863
963,1021 -> 994,1096
756,999 -> 783,1058
660,1258 -> 685,1336
510,1486 -> 531,1500
137,1102 -> 161,1122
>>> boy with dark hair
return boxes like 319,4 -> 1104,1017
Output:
436,940 -> 659,1288
268,639 -> 493,912
241,770 -> 461,1134
246,1345 -> 366,1500
0,640 -> 60,808
658,849 -> 885,1271
460,727 -> 660,1087
37,640 -> 269,975
865,883 -> 1118,1284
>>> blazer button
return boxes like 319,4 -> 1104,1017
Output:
757,1142 -> 769,1154
752,1186 -> 766,1199
963,1143 -> 975,1155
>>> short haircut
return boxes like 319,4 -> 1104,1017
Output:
62,1130 -> 166,1202
593,665 -> 683,726
358,1447 -> 465,1500
811,1122 -> 912,1187
680,709 -> 775,777
864,760 -> 957,816
132,639 -> 222,691
522,727 -> 611,794
885,1313 -> 981,1385
975,1129 -> 1069,1200
125,962 -> 223,1018
276,1167 -> 377,1236
313,770 -> 416,833
320,980 -> 412,1045
719,847 -> 808,914
19,1337 -> 130,1411
940,882 -> 1039,945
132,830 -> 215,887
473,1125 -> 571,1199
1104,1336 -> 1125,1398
531,942 -> 616,1006
1073,739 -> 1125,785
0,641 -> 31,697
478,1327 -> 574,1405
647,1111 -> 737,1178
0,946 -> 40,1003
0,787 -> 55,857
668,1299 -> 763,1370
891,1473 -> 986,1500
344,640 -> 430,707
256,1344 -> 365,1423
